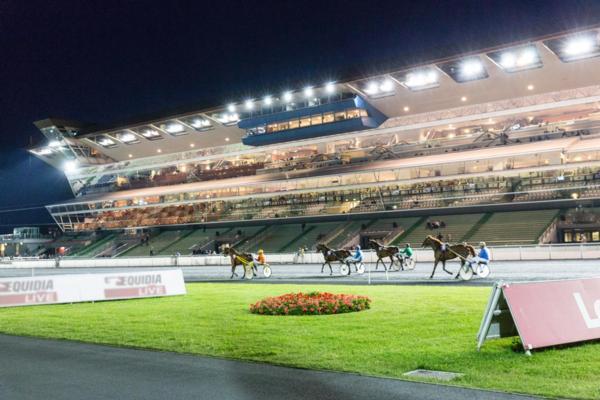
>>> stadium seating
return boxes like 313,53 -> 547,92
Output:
280,222 -> 343,252
393,214 -> 486,246
121,229 -> 191,256
467,209 -> 558,245
159,227 -> 231,255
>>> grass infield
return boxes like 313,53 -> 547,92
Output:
0,283 -> 598,399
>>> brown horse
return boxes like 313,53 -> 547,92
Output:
421,235 -> 475,279
220,245 -> 256,279
316,243 -> 351,275
368,239 -> 401,271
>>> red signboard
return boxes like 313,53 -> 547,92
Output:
478,277 -> 600,353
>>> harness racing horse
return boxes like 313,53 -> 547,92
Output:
221,245 -> 256,279
368,239 -> 401,271
421,235 -> 475,279
316,243 -> 351,275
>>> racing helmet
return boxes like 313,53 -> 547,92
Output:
479,241 -> 486,247
355,245 -> 361,250
258,249 -> 264,254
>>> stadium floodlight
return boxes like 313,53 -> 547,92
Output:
263,95 -> 273,105
460,59 -> 484,78
140,128 -> 161,139
401,68 -> 439,91
48,140 -> 62,148
544,31 -> 600,62
190,118 -> 211,129
438,56 -> 488,83
227,103 -> 236,113
303,86 -> 314,98
379,79 -> 394,92
282,91 -> 293,103
365,81 -> 380,95
117,132 -> 138,143
487,45 -> 542,73
36,148 -> 53,155
165,123 -> 185,134
97,137 -> 116,147
324,82 -> 336,94
244,99 -> 254,110
64,160 -> 77,173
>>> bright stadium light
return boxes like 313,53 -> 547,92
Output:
117,132 -> 137,143
365,81 -> 380,95
438,56 -> 488,82
227,103 -> 236,113
141,129 -> 161,139
564,36 -> 595,56
282,91 -> 293,103
303,86 -> 314,98
191,118 -> 211,129
37,148 -> 53,155
379,79 -> 394,92
402,69 -> 439,91
324,82 -> 336,94
263,95 -> 273,105
165,123 -> 185,134
460,59 -> 484,78
48,140 -> 62,148
97,137 -> 116,147
64,160 -> 77,173
489,45 -> 541,72
244,99 -> 254,110
544,32 -> 600,62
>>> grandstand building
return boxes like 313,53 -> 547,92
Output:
27,26 -> 600,255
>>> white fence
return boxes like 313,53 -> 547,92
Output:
2,244 -> 600,269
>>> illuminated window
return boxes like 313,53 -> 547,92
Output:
288,119 -> 300,129
346,109 -> 360,119
267,124 -> 277,133
334,111 -> 347,121
593,231 -> 600,242
278,121 -> 289,130
300,117 -> 311,127
359,109 -> 368,117
311,114 -> 323,125
323,112 -> 334,123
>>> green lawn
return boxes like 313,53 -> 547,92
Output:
1,283 -> 598,399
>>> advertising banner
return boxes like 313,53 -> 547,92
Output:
477,278 -> 600,353
0,269 -> 186,308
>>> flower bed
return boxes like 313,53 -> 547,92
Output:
250,292 -> 371,316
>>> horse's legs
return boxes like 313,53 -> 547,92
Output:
429,259 -> 439,279
321,262 -> 325,273
455,260 -> 464,279
230,265 -> 237,279
328,262 -> 333,276
375,258 -> 380,270
443,259 -> 453,275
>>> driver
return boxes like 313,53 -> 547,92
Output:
351,245 -> 363,263
400,243 -> 413,259
469,242 -> 490,273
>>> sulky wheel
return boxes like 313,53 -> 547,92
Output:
392,259 -> 401,271
405,258 -> 416,270
262,265 -> 272,278
340,263 -> 350,276
477,264 -> 490,278
244,265 -> 254,280
458,264 -> 473,281
356,263 -> 365,274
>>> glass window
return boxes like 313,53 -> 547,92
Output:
278,122 -> 289,131
288,119 -> 300,129
346,109 -> 360,119
300,117 -> 311,127
323,112 -> 334,123
267,124 -> 277,133
335,111 -> 347,121
359,109 -> 368,117
311,114 -> 323,125
592,231 -> 599,241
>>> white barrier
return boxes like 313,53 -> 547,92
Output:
3,244 -> 600,269
0,269 -> 186,307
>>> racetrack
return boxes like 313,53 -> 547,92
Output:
1,259 -> 599,284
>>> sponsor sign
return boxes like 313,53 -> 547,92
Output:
0,269 -> 186,308
477,278 -> 600,353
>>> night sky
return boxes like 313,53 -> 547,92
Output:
1,0 -> 600,233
